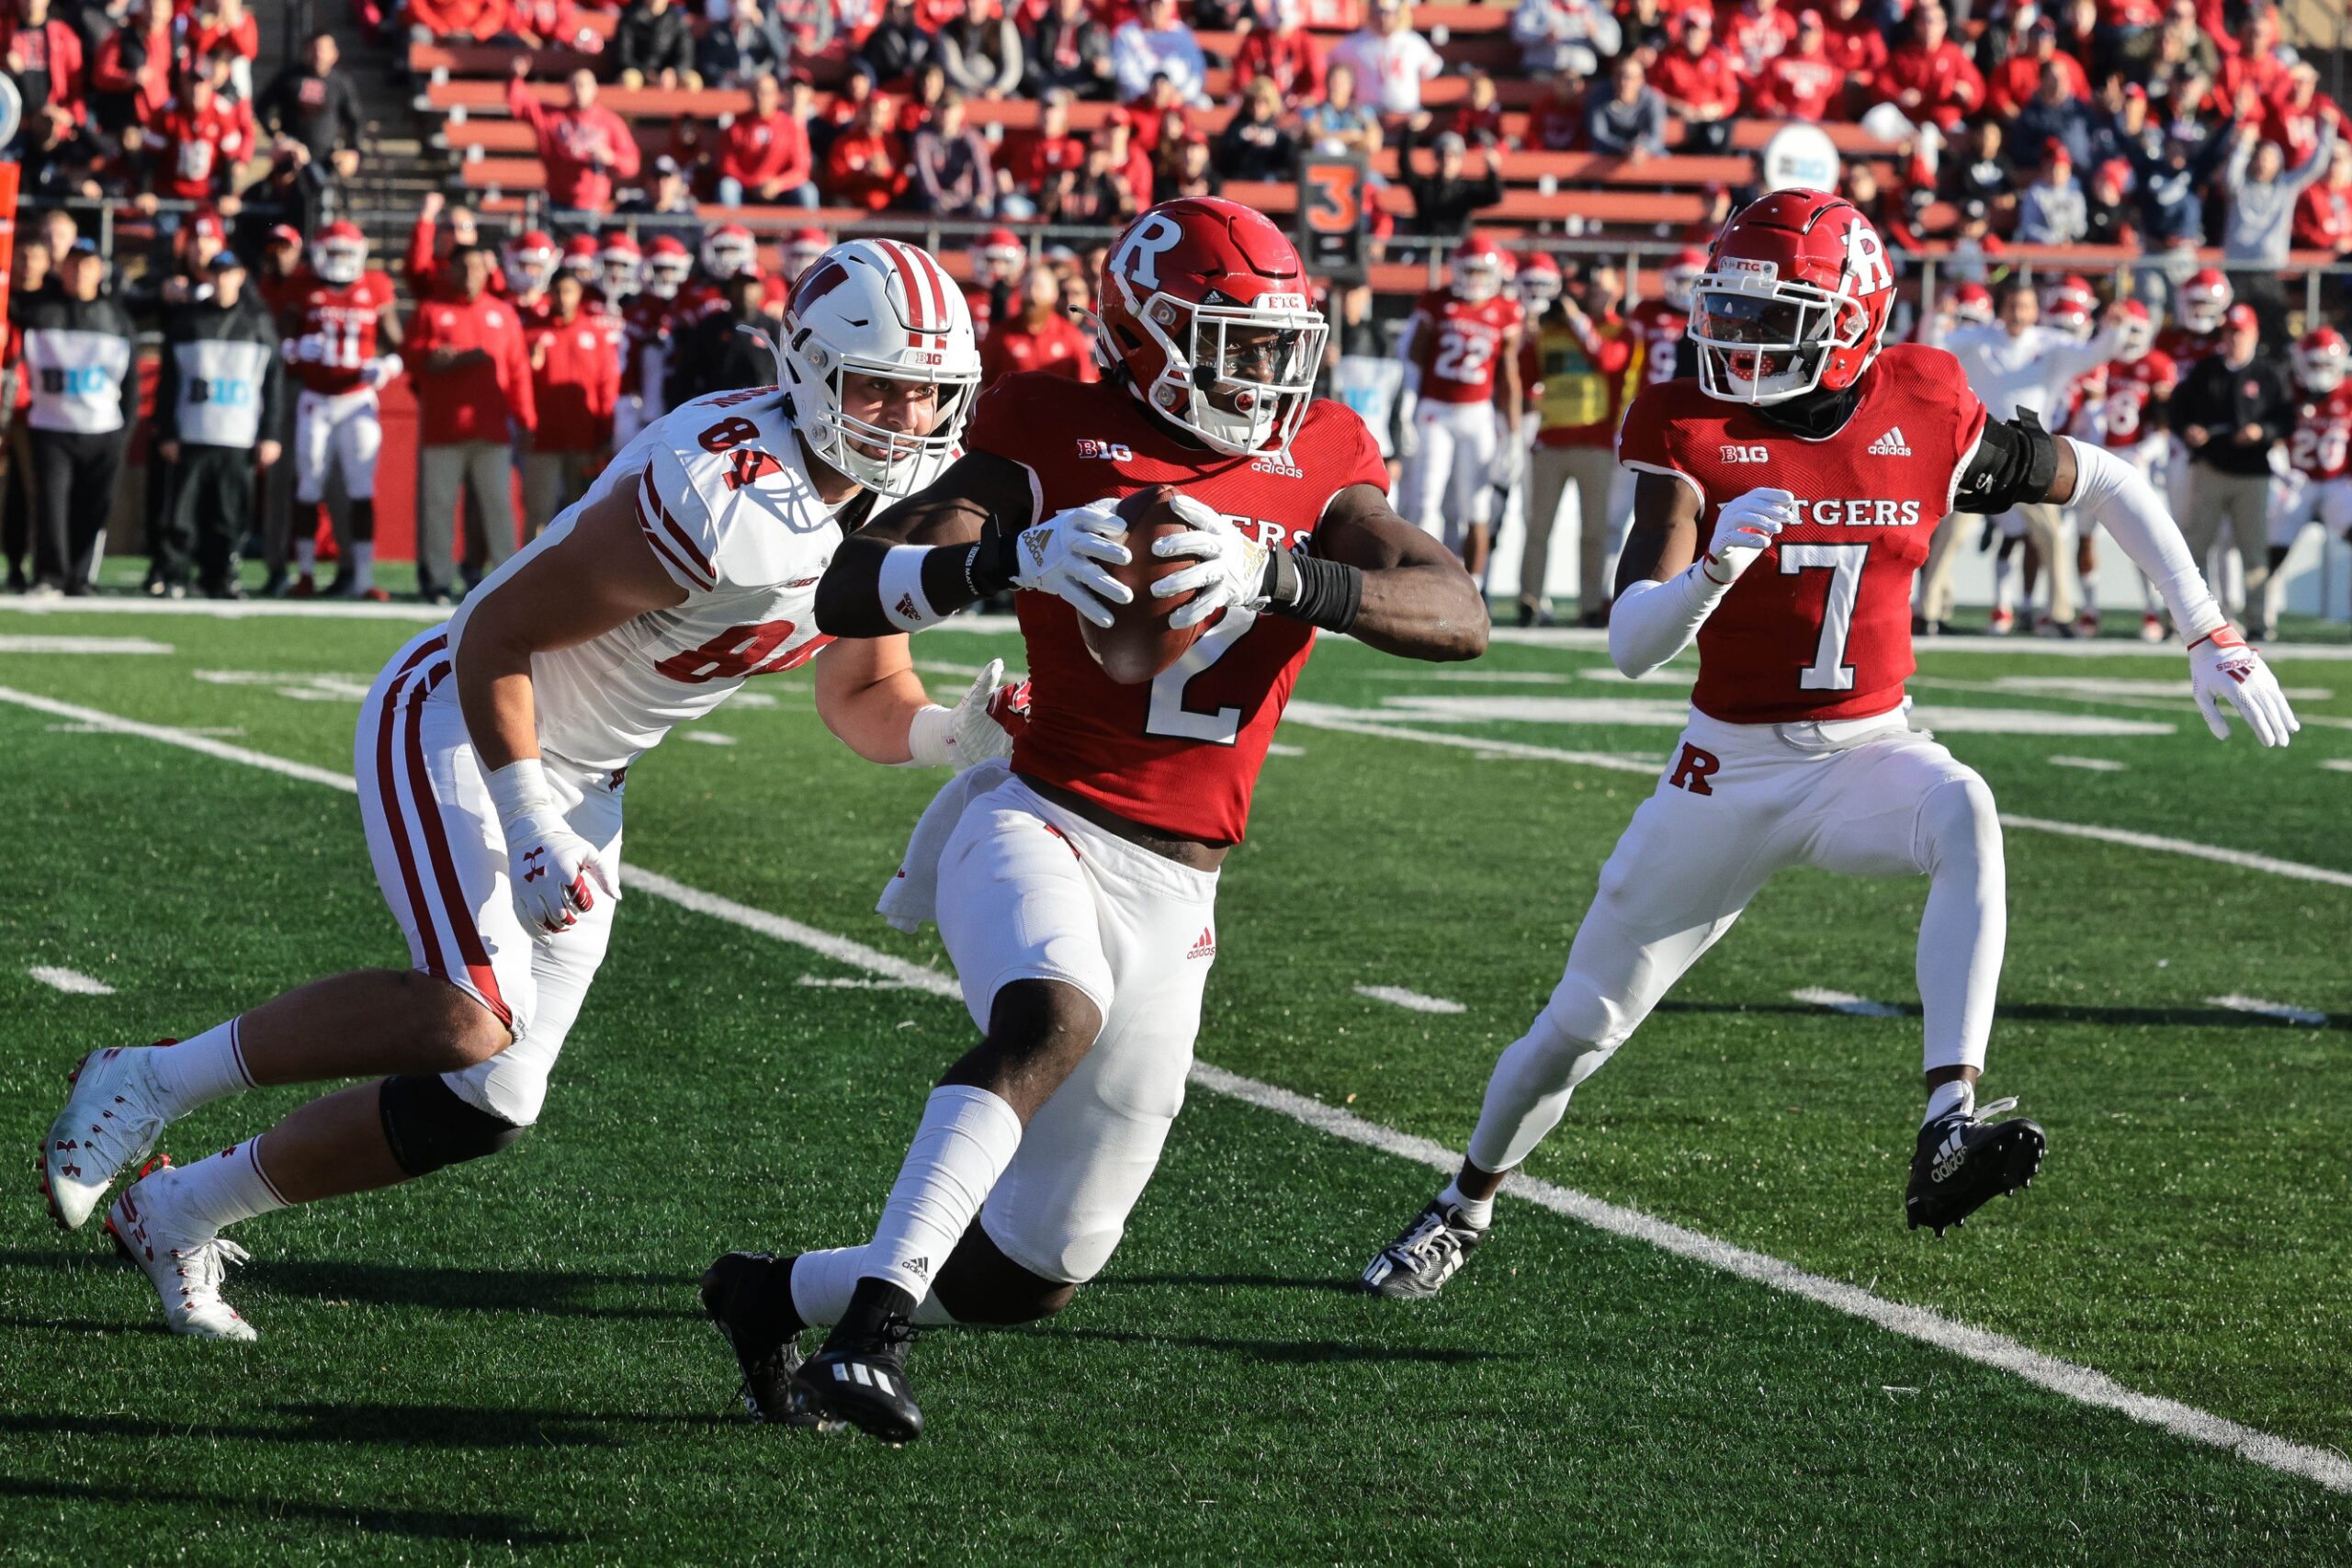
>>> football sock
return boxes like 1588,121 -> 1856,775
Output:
792,1246 -> 958,1329
1924,1079 -> 1975,1127
855,1085 -> 1023,1298
151,1136 -> 288,1233
1438,1179 -> 1495,1230
295,538 -> 316,576
144,1019 -> 256,1120
1915,777 -> 2003,1106
2080,578 -> 2098,617
351,541 -> 375,592
1990,548 -> 2018,614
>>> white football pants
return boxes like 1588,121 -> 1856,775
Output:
1401,399 -> 1498,552
293,387 -> 383,504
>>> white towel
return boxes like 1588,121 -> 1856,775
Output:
876,758 -> 1011,933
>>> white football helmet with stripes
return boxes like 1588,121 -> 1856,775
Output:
779,239 -> 981,497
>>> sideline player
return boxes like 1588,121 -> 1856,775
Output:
1363,191 -> 2298,1301
700,197 -> 1489,1444
2264,327 -> 2352,631
285,221 -> 401,600
40,242 -> 1010,1341
1397,233 -> 1524,580
2086,299 -> 2179,640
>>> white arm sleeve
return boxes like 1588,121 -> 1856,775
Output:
2062,435 -> 2227,643
1606,563 -> 1732,680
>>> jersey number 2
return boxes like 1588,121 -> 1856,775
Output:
1779,544 -> 1866,692
1145,608 -> 1254,745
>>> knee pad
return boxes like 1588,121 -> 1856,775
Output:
379,1073 -> 528,1178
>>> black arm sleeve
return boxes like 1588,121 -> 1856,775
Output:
1952,407 -> 2061,515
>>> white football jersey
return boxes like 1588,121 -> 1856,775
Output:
449,387 -> 850,772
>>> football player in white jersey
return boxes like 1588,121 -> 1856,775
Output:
40,240 -> 1009,1341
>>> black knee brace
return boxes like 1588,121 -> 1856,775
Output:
379,1074 -> 527,1177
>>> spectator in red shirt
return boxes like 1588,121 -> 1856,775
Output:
1234,0 -> 1326,107
1001,84 -> 1088,215
145,66 -> 256,206
718,72 -> 817,206
407,245 -> 536,603
1986,17 -> 2087,119
408,0 -> 514,42
1816,0 -> 1885,107
824,92 -> 910,210
190,0 -> 259,99
510,0 -> 596,51
2,0 -> 87,134
1526,69 -> 1582,152
505,58 -> 642,215
2264,63 -> 2346,170
1749,8 -> 1837,120
91,1 -> 176,135
2295,139 -> 2352,257
979,265 -> 1100,384
523,269 -> 620,538
1877,4 -> 1983,134
1719,0 -> 1798,82
1439,69 -> 1507,148
1652,6 -> 1742,152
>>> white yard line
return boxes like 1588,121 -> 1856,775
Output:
1998,816 -> 2352,890
0,635 -> 175,654
2207,995 -> 2330,1027
28,966 -> 114,995
7,682 -> 2352,1496
682,731 -> 737,746
799,974 -> 915,990
1791,987 -> 1905,1018
2049,756 -> 2130,773
1353,984 -> 1466,1014
2323,760 -> 2352,775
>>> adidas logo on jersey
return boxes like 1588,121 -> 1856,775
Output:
1188,928 -> 1216,961
1867,426 -> 1913,457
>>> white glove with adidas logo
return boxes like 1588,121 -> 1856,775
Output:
1702,487 -> 1795,585
1011,498 -> 1134,630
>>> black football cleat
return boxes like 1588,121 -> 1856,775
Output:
793,1283 -> 923,1445
1362,1199 -> 1489,1300
701,1251 -> 818,1427
1906,1097 -> 2046,1237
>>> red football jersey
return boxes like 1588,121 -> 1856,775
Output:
2095,351 -> 2177,449
1617,343 -> 1988,725
288,270 -> 397,396
621,294 -> 673,397
2288,385 -> 2352,481
2154,325 -> 2223,373
1412,289 -> 1523,405
1626,299 -> 1690,388
965,373 -> 1388,842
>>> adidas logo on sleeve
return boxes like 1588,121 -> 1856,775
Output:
1867,426 -> 1913,457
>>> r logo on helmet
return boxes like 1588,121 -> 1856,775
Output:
1112,213 -> 1186,292
1842,220 -> 1892,299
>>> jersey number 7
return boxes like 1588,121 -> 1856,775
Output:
1779,544 -> 1865,693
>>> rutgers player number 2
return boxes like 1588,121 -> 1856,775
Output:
1144,608 -> 1256,745
1779,543 -> 1866,693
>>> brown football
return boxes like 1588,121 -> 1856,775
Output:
1078,484 -> 1207,685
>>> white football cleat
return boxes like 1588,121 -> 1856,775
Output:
107,1174 -> 258,1341
41,1043 -> 174,1231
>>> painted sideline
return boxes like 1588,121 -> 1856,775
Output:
4,681 -> 2347,1495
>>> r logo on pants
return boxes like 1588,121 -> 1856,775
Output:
1668,743 -> 1721,795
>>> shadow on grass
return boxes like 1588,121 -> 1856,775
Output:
0,1402 -> 729,1451
0,1250 -> 699,1320
0,1474 -> 579,1546
1656,999 -> 2349,1032
1096,1272 -> 1367,1295
1010,1325 -> 1505,1366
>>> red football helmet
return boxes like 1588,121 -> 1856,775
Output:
641,234 -> 692,298
1515,250 -> 1562,309
2177,267 -> 2232,333
703,223 -> 759,281
1950,281 -> 1996,326
784,225 -> 831,281
504,229 -> 558,295
973,225 -> 1026,282
560,231 -> 602,288
2113,297 -> 2155,361
2293,326 -> 2348,394
600,231 -> 642,300
1661,246 -> 1708,312
2042,273 -> 2097,338
1690,189 -> 1896,405
311,220 -> 367,287
1094,197 -> 1327,457
1449,233 -> 1507,303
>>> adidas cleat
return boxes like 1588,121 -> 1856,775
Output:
41,1042 -> 175,1231
1905,1098 -> 2046,1237
107,1170 -> 257,1340
795,1307 -> 922,1445
1363,1200 -> 1488,1301
701,1252 -> 817,1427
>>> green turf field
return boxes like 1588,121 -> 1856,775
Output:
1,601 -> 2348,1562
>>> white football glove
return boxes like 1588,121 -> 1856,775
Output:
1150,494 -> 1270,630
1701,487 -> 1796,585
292,333 -> 326,364
1395,392 -> 1420,459
487,761 -> 617,939
1010,497 -> 1133,629
2188,628 -> 2298,747
906,657 -> 1025,771
1489,414 -> 1525,491
360,353 -> 403,389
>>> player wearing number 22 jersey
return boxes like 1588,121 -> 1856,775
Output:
708,197 -> 1487,1445
42,240 -> 1020,1344
1365,190 -> 2301,1305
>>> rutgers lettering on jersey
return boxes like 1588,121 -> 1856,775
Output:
2290,385 -> 2352,480
1617,343 -> 1988,725
966,372 -> 1387,842
1413,290 -> 1523,404
290,272 -> 395,397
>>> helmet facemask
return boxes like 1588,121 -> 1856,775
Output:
1106,286 -> 1327,457
1691,276 -> 1871,405
1451,255 -> 1503,303
644,254 -> 689,299
314,240 -> 365,287
792,352 -> 979,497
603,255 -> 641,299
2295,338 -> 2348,394
1663,263 -> 1702,312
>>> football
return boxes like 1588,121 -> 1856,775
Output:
1078,484 -> 1206,685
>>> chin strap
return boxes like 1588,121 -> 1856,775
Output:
1752,382 -> 1864,441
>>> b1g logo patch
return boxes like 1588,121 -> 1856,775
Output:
1076,439 -> 1134,461
1720,445 -> 1770,464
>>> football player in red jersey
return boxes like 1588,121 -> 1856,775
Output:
2088,299 -> 2180,640
1397,233 -> 1525,578
615,235 -> 690,446
1627,244 -> 1702,388
702,197 -> 1487,1444
1363,191 -> 2298,1303
2264,327 -> 2352,631
286,222 -> 403,599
